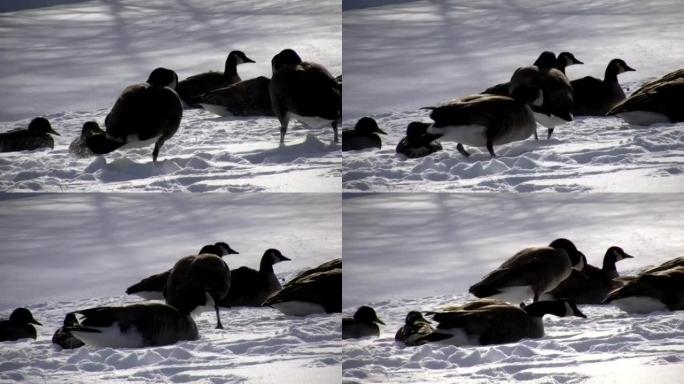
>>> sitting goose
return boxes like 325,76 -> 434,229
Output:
395,311 -> 435,346
642,256 -> 684,274
194,76 -> 274,117
483,51 -> 582,95
418,299 -> 586,346
424,85 -> 540,158
69,121 -> 104,158
604,265 -> 684,313
342,117 -> 386,151
86,67 -> 183,163
342,306 -> 385,339
126,242 -> 238,300
0,308 -> 42,342
219,248 -> 290,307
176,50 -> 255,108
269,49 -> 342,144
469,238 -> 586,303
571,58 -> 635,116
510,57 -> 574,139
65,303 -> 198,348
629,68 -> 684,97
608,77 -> 684,125
0,117 -> 60,153
544,246 -> 634,304
263,258 -> 342,316
164,253 -> 231,329
395,122 -> 443,158
51,313 -> 84,349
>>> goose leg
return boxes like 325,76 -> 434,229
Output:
547,128 -> 554,140
332,121 -> 339,143
279,118 -> 289,146
486,140 -> 496,158
152,139 -> 164,164
214,305 -> 224,329
456,143 -> 470,158
534,128 -> 539,141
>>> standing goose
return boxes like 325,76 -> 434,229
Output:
342,306 -> 385,339
608,77 -> 684,125
69,121 -> 104,158
269,49 -> 342,144
396,122 -> 443,158
86,67 -> 183,163
0,117 -> 60,153
126,242 -> 238,300
544,246 -> 634,304
469,238 -> 587,303
65,303 -> 199,348
176,50 -> 255,108
342,117 -> 386,151
219,248 -> 291,307
263,258 -> 342,316
424,84 -> 540,158
0,308 -> 42,342
194,76 -> 274,117
395,311 -> 435,346
418,299 -> 586,346
571,59 -> 635,116
164,253 -> 231,329
482,51 -> 559,96
604,266 -> 684,313
52,313 -> 84,349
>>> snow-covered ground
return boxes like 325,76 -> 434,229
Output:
0,0 -> 341,192
0,193 -> 342,383
342,0 -> 684,192
342,193 -> 684,383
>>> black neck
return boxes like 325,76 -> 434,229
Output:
555,63 -> 567,74
604,65 -> 619,82
224,56 -> 238,77
602,254 -> 619,278
259,255 -> 274,274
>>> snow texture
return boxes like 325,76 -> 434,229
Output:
342,0 -> 684,192
342,193 -> 684,383
0,0 -> 341,192
0,193 -> 342,383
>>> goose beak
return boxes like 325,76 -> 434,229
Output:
375,317 -> 385,325
621,252 -> 634,259
625,65 -> 636,72
375,128 -> 387,135
49,127 -> 60,136
30,319 -> 42,326
229,248 -> 239,255
573,58 -> 584,65
575,309 -> 587,318
244,56 -> 256,64
279,254 -> 291,262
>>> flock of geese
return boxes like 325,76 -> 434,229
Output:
342,51 -> 683,159
0,48 -> 342,161
343,239 -> 684,347
1,243 -> 342,347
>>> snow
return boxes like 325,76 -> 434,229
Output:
342,0 -> 684,192
0,0 -> 341,192
0,193 -> 341,383
342,193 -> 684,383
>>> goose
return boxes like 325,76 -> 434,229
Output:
555,52 -> 584,74
424,85 -> 540,158
571,59 -> 635,116
629,69 -> 684,97
604,266 -> 684,313
126,242 -> 238,300
176,50 -> 255,108
85,67 -> 183,163
0,308 -> 42,342
164,253 -> 231,329
395,311 -> 435,346
469,238 -> 587,303
65,303 -> 198,348
219,248 -> 290,307
396,121 -> 443,158
342,306 -> 385,339
269,49 -> 341,144
607,77 -> 684,124
194,76 -> 274,117
51,313 -> 84,349
0,117 -> 59,153
544,246 -> 634,304
418,299 -> 586,346
342,117 -> 386,151
482,51 -> 559,96
263,258 -> 341,316
69,121 -> 104,158
642,256 -> 684,274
